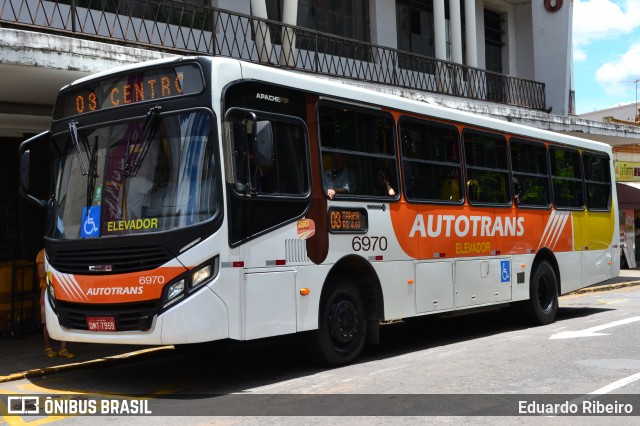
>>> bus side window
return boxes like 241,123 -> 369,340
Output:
550,147 -> 583,209
318,104 -> 397,199
227,113 -> 308,197
463,130 -> 510,205
399,117 -> 462,203
510,139 -> 551,208
583,152 -> 611,211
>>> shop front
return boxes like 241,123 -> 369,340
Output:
615,161 -> 640,267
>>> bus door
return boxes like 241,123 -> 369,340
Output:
224,109 -> 311,340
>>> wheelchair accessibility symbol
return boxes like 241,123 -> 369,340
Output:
500,260 -> 511,283
81,206 -> 101,238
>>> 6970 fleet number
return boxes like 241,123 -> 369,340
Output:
138,276 -> 166,285
352,236 -> 388,251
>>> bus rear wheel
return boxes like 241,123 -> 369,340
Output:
312,280 -> 366,366
523,260 -> 558,325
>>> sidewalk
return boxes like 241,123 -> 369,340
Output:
2,270 -> 640,384
0,333 -> 172,383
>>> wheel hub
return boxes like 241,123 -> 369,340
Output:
329,299 -> 359,344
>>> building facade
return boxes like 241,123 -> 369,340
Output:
1,0 -> 640,261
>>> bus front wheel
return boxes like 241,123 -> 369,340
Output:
312,280 -> 366,366
523,260 -> 558,325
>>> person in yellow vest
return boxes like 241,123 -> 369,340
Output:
37,249 -> 74,358
441,168 -> 461,201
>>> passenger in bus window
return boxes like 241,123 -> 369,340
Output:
513,176 -> 522,204
325,153 -> 357,199
375,169 -> 396,197
440,147 -> 461,202
441,168 -> 461,201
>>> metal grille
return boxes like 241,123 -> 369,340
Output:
56,300 -> 159,331
285,239 -> 308,263
0,0 -> 546,110
47,244 -> 173,274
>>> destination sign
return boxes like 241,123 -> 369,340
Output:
54,63 -> 204,120
328,207 -> 368,234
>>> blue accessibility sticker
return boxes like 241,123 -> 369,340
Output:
81,206 -> 101,238
500,260 -> 511,283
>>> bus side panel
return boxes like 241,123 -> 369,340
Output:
576,209 -> 616,287
555,250 -> 582,294
244,271 -> 296,340
454,258 -> 511,308
374,260 -> 416,320
581,249 -> 613,288
415,261 -> 453,313
511,254 -> 533,302
161,286 -> 229,344
211,266 -> 243,340
295,264 -> 331,332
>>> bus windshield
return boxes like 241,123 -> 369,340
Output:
51,110 -> 216,239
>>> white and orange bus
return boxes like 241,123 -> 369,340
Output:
20,56 -> 618,365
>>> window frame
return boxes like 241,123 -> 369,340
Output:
582,150 -> 612,212
225,107 -> 312,201
462,129 -> 512,207
317,101 -> 399,201
549,145 -> 585,211
398,116 -> 464,205
509,138 -> 552,210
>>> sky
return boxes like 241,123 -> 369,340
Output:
573,0 -> 640,114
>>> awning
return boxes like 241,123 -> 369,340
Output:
616,182 -> 640,210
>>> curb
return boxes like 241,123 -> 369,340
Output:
0,346 -> 173,384
567,280 -> 640,295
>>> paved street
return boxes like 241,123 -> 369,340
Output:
2,275 -> 640,424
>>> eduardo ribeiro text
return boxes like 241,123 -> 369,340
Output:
519,399 -> 633,415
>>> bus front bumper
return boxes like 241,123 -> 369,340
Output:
45,286 -> 229,346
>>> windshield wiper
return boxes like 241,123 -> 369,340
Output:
125,105 -> 162,176
68,120 -> 89,176
86,135 -> 100,210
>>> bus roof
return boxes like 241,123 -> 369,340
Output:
64,55 -> 611,155
236,59 -> 611,155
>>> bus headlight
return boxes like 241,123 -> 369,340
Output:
162,256 -> 218,309
191,264 -> 212,289
165,279 -> 185,307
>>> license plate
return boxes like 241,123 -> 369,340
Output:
87,316 -> 116,332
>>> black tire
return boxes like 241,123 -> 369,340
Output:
522,260 -> 558,325
312,280 -> 366,366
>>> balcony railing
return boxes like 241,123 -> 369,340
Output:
0,0 -> 547,110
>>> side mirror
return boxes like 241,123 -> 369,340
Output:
223,109 -> 274,196
19,131 -> 50,208
223,110 -> 258,194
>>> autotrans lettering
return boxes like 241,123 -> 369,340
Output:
86,287 -> 144,296
107,218 -> 159,232
409,214 -> 525,238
